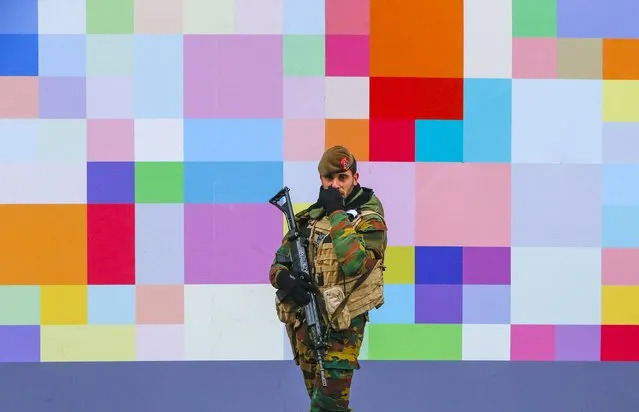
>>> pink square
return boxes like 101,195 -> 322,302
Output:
415,163 -> 511,246
326,35 -> 370,76
603,248 -> 639,285
511,325 -> 555,361
326,0 -> 369,35
87,119 -> 134,161
0,77 -> 39,118
513,38 -> 557,79
357,162 -> 415,246
284,119 -> 326,161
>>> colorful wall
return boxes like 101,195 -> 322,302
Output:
1,0 -> 638,411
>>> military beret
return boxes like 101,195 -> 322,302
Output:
318,145 -> 356,176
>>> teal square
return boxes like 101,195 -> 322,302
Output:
463,79 -> 512,162
88,285 -> 136,324
416,120 -> 463,162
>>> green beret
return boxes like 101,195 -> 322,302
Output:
318,145 -> 356,176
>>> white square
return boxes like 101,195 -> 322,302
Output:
38,0 -> 86,34
325,77 -> 369,119
184,285 -> 284,360
38,120 -> 87,162
0,162 -> 86,204
462,324 -> 511,360
463,0 -> 512,78
283,161 -> 321,203
511,247 -> 602,324
134,119 -> 184,161
136,325 -> 184,361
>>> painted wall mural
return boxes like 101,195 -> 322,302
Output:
0,0 -> 638,365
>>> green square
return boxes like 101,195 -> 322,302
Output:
284,35 -> 325,76
512,0 -> 557,37
367,324 -> 462,360
86,35 -> 133,75
86,0 -> 134,34
0,287 -> 40,325
135,162 -> 184,203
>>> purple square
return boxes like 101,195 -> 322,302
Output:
558,0 -> 639,38
415,246 -> 463,285
39,76 -> 86,118
462,285 -> 510,324
555,325 -> 601,361
184,203 -> 282,284
87,161 -> 135,203
283,76 -> 325,118
415,284 -> 462,324
463,247 -> 511,284
0,326 -> 40,362
184,35 -> 283,118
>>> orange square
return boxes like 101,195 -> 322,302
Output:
325,119 -> 369,161
603,39 -> 639,80
0,205 -> 87,285
0,77 -> 39,118
370,0 -> 463,77
415,163 -> 511,246
136,285 -> 184,324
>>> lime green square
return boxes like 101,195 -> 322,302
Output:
135,162 -> 184,203
87,0 -> 134,34
512,0 -> 557,37
367,324 -> 462,360
284,35 -> 325,76
0,286 -> 40,325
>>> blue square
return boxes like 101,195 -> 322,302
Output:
88,285 -> 135,324
38,35 -> 86,76
133,35 -> 183,118
87,161 -> 135,204
603,206 -> 639,247
415,246 -> 463,285
0,120 -> 38,162
283,0 -> 325,34
603,165 -> 639,206
512,79 -> 603,164
184,119 -> 283,162
0,0 -> 38,34
184,161 -> 283,203
462,285 -> 510,324
368,285 -> 414,324
0,34 -> 38,75
463,79 -> 512,163
415,120 -> 463,162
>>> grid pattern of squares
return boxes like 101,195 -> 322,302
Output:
0,0 -> 638,362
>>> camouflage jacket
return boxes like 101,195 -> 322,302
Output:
269,185 -> 387,288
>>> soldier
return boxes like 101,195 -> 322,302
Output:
269,145 -> 388,411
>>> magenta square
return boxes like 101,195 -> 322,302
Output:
0,326 -> 40,362
184,203 -> 283,284
555,325 -> 601,361
326,35 -> 369,76
39,76 -> 86,118
463,247 -> 511,284
184,35 -> 283,118
512,38 -> 557,79
511,325 -> 555,361
87,119 -> 135,161
283,76 -> 325,118
415,284 -> 462,324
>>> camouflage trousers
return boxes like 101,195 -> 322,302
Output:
287,312 -> 368,412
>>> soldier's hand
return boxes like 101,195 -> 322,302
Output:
319,186 -> 344,215
276,270 -> 313,306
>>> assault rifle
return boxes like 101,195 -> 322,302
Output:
269,186 -> 328,387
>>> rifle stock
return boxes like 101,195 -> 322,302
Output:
269,186 -> 328,388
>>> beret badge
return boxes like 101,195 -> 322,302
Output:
340,156 -> 351,171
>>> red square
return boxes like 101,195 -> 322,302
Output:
370,77 -> 463,120
369,120 -> 415,162
601,325 -> 639,361
326,35 -> 369,77
88,204 -> 135,285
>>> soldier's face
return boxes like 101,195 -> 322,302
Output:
320,170 -> 359,198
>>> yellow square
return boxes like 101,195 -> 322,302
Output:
40,285 -> 87,325
40,325 -> 136,362
603,80 -> 639,122
602,286 -> 639,324
281,202 -> 313,236
382,246 -> 415,284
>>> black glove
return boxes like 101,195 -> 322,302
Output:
276,270 -> 313,306
319,186 -> 344,215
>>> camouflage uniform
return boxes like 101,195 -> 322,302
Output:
269,147 -> 387,411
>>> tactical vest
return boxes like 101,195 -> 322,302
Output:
275,209 -> 386,331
